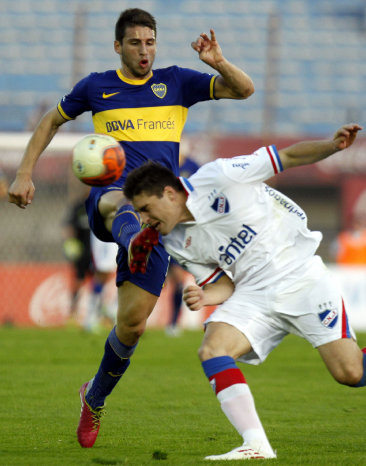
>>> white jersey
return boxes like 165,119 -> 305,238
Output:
162,146 -> 322,290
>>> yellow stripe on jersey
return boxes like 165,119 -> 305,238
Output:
57,103 -> 73,120
92,105 -> 188,142
209,75 -> 216,99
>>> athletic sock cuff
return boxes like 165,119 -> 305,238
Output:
202,356 -> 237,379
108,326 -> 137,359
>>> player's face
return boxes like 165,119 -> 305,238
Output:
115,26 -> 156,80
132,190 -> 179,235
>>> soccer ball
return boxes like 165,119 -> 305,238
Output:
72,134 -> 126,186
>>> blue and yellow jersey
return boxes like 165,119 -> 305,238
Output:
58,66 -> 216,182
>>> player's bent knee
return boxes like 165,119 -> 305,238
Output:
116,320 -> 146,343
334,366 -> 364,386
198,344 -> 228,362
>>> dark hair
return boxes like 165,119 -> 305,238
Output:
115,8 -> 157,43
124,161 -> 183,200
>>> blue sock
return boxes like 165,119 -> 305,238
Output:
86,326 -> 137,408
111,204 -> 141,249
352,349 -> 366,387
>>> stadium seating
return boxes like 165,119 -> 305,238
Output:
0,0 -> 365,135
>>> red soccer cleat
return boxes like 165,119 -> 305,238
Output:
77,382 -> 105,448
128,226 -> 159,274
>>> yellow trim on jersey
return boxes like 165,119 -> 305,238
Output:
209,75 -> 216,99
92,105 -> 188,142
57,103 -> 73,120
116,69 -> 153,85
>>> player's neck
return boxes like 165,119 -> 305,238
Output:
118,67 -> 153,82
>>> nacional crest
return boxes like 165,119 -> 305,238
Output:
151,83 -> 167,99
210,194 -> 230,214
318,308 -> 338,328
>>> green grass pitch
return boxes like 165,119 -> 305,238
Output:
0,326 -> 365,465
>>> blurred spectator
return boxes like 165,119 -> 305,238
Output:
63,197 -> 93,317
63,196 -> 118,331
0,167 -> 9,199
84,232 -> 118,333
333,191 -> 366,264
166,140 -> 200,336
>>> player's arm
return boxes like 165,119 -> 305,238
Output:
191,29 -> 254,100
278,123 -> 362,170
8,107 -> 67,208
183,274 -> 235,311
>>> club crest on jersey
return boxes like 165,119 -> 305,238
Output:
318,308 -> 338,328
151,83 -> 167,99
210,194 -> 230,214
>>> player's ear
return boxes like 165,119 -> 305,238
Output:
164,186 -> 175,200
114,40 -> 121,54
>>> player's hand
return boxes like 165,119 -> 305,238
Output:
128,226 -> 159,274
8,173 -> 35,209
333,123 -> 362,151
183,284 -> 204,311
191,29 -> 224,69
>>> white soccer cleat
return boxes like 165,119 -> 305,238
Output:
204,442 -> 276,461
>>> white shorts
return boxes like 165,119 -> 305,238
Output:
205,256 -> 356,365
90,232 -> 118,273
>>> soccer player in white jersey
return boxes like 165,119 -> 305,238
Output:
124,123 -> 366,461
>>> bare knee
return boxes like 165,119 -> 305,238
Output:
116,301 -> 149,344
333,365 -> 363,386
198,342 -> 227,362
98,191 -> 126,232
318,339 -> 364,386
115,282 -> 158,345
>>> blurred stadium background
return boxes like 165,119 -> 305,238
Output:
1,0 -> 366,329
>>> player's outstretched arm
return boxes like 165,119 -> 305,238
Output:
8,107 -> 67,208
183,274 -> 235,311
191,29 -> 254,100
278,123 -> 363,170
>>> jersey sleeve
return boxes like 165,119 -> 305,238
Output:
217,145 -> 283,185
57,74 -> 93,120
180,261 -> 225,287
175,66 -> 217,107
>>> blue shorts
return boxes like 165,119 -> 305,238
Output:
85,187 -> 170,296
116,240 -> 170,295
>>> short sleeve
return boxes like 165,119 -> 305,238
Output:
175,66 -> 216,107
218,145 -> 283,185
57,74 -> 93,120
180,261 -> 224,287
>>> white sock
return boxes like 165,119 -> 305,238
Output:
218,384 -> 274,453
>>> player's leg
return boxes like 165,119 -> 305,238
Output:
77,224 -> 169,447
317,338 -> 365,386
98,190 -> 159,273
199,322 -> 276,460
84,281 -> 158,406
285,258 -> 366,388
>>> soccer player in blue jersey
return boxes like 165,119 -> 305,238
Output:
8,8 -> 255,448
